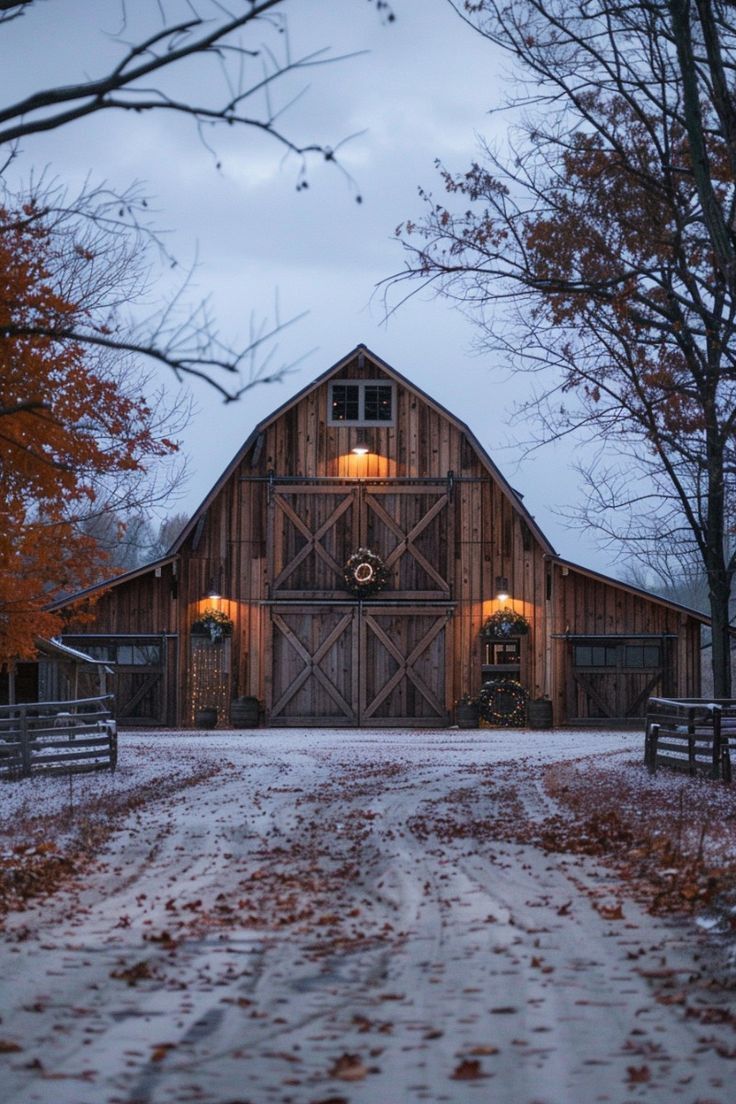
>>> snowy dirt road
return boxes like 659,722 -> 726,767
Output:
2,728 -> 736,1104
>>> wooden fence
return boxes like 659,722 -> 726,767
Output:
0,696 -> 117,780
645,697 -> 736,782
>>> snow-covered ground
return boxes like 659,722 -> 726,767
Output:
1,727 -> 736,1103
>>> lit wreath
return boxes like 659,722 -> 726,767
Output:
481,609 -> 530,639
343,547 -> 390,597
478,678 -> 528,727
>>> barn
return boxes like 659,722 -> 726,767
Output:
55,345 -> 706,728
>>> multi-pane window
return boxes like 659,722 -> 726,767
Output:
66,640 -> 161,666
329,381 -> 394,425
573,641 -> 662,669
330,384 -> 360,422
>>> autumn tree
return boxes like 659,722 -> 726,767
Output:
0,197 -> 182,664
393,0 -> 736,695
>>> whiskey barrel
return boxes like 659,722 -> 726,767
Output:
527,698 -> 553,729
230,696 -> 260,728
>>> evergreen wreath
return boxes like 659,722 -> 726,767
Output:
342,547 -> 390,597
478,678 -> 528,726
191,608 -> 233,642
481,608 -> 531,638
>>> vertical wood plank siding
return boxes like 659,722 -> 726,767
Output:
59,352 -> 703,725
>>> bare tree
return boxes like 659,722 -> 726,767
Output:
391,0 -> 736,695
0,1 -> 394,398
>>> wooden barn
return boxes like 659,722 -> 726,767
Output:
55,345 -> 706,728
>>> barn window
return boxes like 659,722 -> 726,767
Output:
573,641 -> 662,669
328,381 -> 394,425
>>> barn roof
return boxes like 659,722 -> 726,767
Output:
170,343 -> 556,557
45,555 -> 177,610
548,555 -> 710,624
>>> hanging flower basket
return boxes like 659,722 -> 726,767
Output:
342,547 -> 390,597
191,608 -> 233,643
481,609 -> 531,639
478,678 -> 528,726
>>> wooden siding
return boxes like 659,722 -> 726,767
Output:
551,564 -> 702,722
56,349 -> 704,726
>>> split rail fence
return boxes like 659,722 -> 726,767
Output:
0,696 -> 117,780
645,697 -> 736,783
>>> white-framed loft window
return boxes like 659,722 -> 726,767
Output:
328,380 -> 395,425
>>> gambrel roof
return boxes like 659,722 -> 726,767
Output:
170,343 -> 556,557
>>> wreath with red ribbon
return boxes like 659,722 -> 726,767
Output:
342,547 -> 390,597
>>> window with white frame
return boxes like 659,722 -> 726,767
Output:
328,380 -> 394,425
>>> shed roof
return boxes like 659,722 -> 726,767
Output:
548,555 -> 710,624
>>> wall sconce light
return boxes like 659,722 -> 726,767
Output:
495,575 -> 510,603
206,577 -> 222,601
351,431 -> 370,456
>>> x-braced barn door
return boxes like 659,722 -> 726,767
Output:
269,481 -> 452,598
268,604 -> 451,727
360,606 -> 451,726
269,605 -> 359,725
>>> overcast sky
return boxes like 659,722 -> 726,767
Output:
3,0 -> 618,574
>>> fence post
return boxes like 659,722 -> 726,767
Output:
647,723 -> 659,774
712,707 -> 722,781
688,708 -> 696,776
19,705 -> 31,778
722,717 -> 733,785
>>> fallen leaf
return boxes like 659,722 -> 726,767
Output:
451,1058 -> 485,1080
329,1054 -> 367,1082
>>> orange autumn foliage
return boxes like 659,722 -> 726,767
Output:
0,204 -> 177,665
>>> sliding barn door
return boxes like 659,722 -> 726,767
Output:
360,606 -> 451,726
268,604 -> 451,727
361,485 -> 451,597
267,479 -> 453,726
269,486 -> 357,598
269,605 -> 358,725
269,482 -> 452,599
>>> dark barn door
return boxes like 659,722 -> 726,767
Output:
62,635 -> 176,726
268,604 -> 451,727
568,636 -> 674,722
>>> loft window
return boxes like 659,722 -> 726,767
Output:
328,380 -> 394,425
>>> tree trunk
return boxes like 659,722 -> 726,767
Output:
709,570 -> 732,698
704,435 -> 732,697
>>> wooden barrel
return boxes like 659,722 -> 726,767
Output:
195,707 -> 217,729
455,702 -> 479,729
230,696 -> 259,728
527,698 -> 553,729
